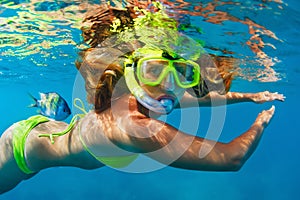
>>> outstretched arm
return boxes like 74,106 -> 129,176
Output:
180,91 -> 285,107
108,96 -> 276,171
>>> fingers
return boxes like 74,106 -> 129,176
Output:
273,92 -> 286,102
258,91 -> 285,103
259,105 -> 275,115
268,105 -> 275,114
256,105 -> 276,126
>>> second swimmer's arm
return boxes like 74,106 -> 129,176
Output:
180,91 -> 285,107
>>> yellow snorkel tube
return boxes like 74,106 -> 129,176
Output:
124,61 -> 171,114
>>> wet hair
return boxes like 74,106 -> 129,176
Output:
76,3 -> 141,113
75,47 -> 128,113
76,2 -> 236,113
211,55 -> 237,93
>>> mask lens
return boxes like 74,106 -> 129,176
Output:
174,62 -> 196,85
140,59 -> 168,82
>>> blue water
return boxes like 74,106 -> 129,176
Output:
0,0 -> 299,199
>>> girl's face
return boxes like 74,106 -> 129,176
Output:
125,50 -> 200,114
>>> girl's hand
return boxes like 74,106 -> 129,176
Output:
252,91 -> 285,104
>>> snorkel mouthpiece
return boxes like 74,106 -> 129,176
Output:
159,98 -> 174,113
140,94 -> 174,114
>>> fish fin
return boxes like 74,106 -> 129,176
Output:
27,93 -> 38,107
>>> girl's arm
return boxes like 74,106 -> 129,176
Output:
106,96 -> 275,171
179,91 -> 285,107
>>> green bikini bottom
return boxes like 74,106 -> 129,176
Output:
12,115 -> 50,174
12,115 -> 137,174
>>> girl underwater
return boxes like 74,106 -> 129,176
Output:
0,1 -> 284,194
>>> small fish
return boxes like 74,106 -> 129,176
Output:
28,92 -> 71,121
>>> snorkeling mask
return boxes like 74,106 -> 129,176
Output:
136,56 -> 200,88
124,48 -> 201,114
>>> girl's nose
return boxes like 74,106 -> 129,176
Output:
161,73 -> 175,91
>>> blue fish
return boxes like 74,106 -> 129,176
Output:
28,92 -> 71,121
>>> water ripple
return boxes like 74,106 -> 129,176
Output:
0,0 -> 292,83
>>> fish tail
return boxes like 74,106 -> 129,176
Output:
27,93 -> 38,107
